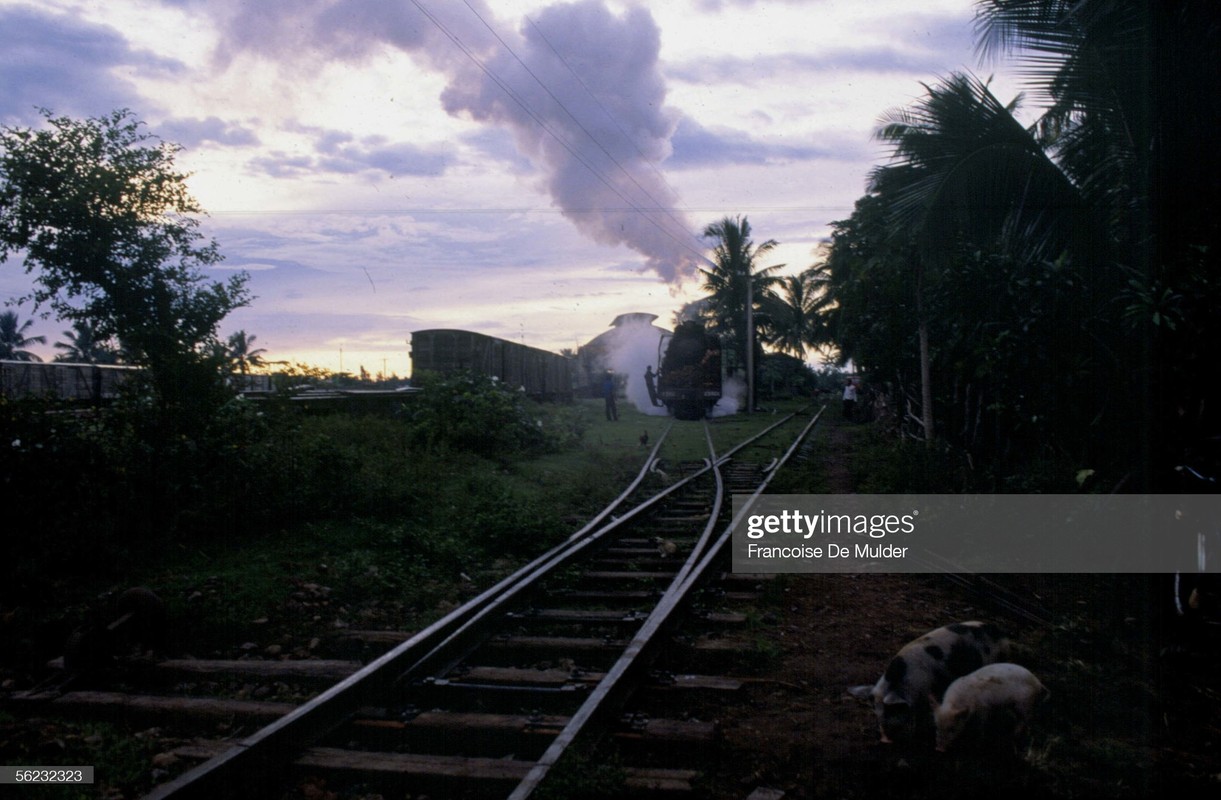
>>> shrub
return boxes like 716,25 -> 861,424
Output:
408,371 -> 553,457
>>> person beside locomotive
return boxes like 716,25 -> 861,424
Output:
644,365 -> 662,407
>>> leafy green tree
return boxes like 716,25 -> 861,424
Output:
0,308 -> 45,361
823,194 -> 918,381
974,0 -> 1221,481
53,319 -> 121,364
0,109 -> 249,412
821,2 -> 1221,485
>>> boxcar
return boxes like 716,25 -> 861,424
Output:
0,360 -> 138,403
409,329 -> 572,400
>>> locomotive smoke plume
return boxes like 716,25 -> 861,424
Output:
605,317 -> 670,417
206,0 -> 700,284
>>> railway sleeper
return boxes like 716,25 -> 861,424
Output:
665,502 -> 713,511
168,740 -> 701,797
553,588 -> 760,605
342,710 -> 717,763
579,570 -> 683,584
655,635 -> 767,675
7,691 -> 717,766
474,634 -> 758,674
444,665 -> 743,696
503,609 -> 650,633
5,690 -> 296,726
588,556 -> 687,570
505,607 -> 746,626
472,634 -> 631,669
615,542 -> 703,554
407,676 -> 591,714
650,515 -> 715,526
146,658 -> 362,686
446,665 -> 597,687
602,545 -> 695,558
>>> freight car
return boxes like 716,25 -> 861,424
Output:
409,329 -> 572,400
656,321 -> 722,420
0,360 -> 138,403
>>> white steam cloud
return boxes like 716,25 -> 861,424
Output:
603,317 -> 670,416
205,0 -> 700,283
710,375 -> 744,417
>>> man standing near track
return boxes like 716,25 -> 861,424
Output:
603,370 -> 619,421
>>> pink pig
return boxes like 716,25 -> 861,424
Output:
931,662 -> 1049,753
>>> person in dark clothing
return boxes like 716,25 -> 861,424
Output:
602,370 -> 618,421
644,365 -> 662,407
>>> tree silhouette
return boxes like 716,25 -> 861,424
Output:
0,309 -> 45,361
53,319 -> 120,364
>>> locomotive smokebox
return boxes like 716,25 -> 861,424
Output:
657,321 -> 722,420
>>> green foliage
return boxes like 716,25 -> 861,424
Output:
819,3 -> 1221,488
408,370 -> 575,457
757,352 -> 818,399
0,370 -> 593,602
0,109 -> 249,416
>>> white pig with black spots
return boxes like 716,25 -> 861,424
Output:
850,621 -> 1011,744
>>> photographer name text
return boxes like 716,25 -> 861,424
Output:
742,509 -> 918,561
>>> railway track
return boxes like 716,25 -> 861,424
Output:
8,407 -> 827,799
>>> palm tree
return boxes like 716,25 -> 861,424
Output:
868,62 -> 1138,445
767,266 -> 832,361
53,319 -> 120,364
0,309 -> 46,361
700,215 -> 783,375
873,72 -> 1092,270
701,216 -> 784,411
973,0 -> 1219,336
866,1 -> 1218,472
225,330 -> 266,375
974,1 -> 1154,234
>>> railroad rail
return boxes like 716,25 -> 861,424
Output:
10,407 -> 826,799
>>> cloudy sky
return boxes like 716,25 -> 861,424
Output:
1,0 -> 1020,375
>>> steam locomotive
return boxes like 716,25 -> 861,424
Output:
656,321 -> 722,420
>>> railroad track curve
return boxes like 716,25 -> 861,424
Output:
12,407 -> 827,799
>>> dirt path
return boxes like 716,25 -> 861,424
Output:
700,416 -> 1221,800
813,415 -> 858,494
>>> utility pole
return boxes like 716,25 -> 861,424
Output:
745,268 -> 754,414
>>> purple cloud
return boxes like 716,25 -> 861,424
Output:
0,5 -> 184,125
